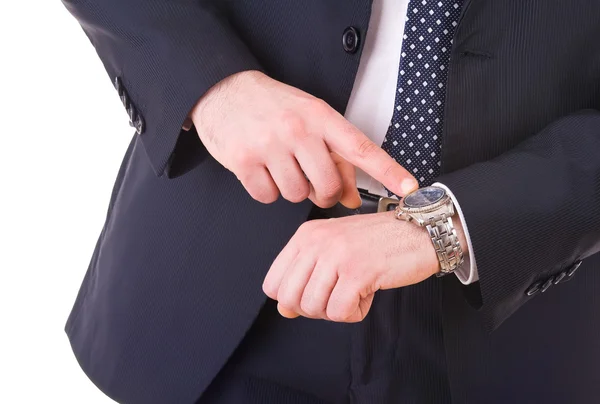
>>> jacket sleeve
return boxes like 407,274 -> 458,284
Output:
437,109 -> 600,332
62,0 -> 263,177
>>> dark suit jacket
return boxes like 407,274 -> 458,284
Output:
62,0 -> 600,402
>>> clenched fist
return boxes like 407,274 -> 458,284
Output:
262,211 -> 449,322
190,70 -> 417,208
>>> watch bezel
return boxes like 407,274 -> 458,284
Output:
398,187 -> 451,214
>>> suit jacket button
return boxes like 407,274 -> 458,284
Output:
540,278 -> 553,293
121,93 -> 131,111
567,260 -> 582,277
114,76 -> 124,96
342,27 -> 360,54
133,115 -> 145,135
553,271 -> 567,284
526,281 -> 542,296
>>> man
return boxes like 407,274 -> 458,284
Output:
62,0 -> 600,403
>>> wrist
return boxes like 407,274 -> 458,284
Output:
189,70 -> 265,127
395,186 -> 469,276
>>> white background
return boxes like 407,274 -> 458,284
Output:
2,2 -> 128,402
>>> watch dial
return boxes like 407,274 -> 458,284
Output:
403,186 -> 446,208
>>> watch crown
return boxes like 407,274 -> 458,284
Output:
394,209 -> 409,221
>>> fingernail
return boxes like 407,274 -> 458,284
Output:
401,178 -> 418,195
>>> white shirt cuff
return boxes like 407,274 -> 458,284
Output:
432,182 -> 479,285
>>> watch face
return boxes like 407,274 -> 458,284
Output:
403,186 -> 446,208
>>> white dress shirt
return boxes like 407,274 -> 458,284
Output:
343,0 -> 478,284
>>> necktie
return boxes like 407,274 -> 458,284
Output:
382,0 -> 464,190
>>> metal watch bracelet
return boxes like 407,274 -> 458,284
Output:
422,214 -> 464,276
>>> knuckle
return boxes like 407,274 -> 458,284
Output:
277,294 -> 297,312
323,179 -> 343,199
297,221 -> 324,242
298,218 -> 313,228
262,280 -> 277,299
315,178 -> 343,204
279,110 -> 307,139
282,183 -> 310,203
383,163 -> 397,178
308,98 -> 331,116
251,186 -> 279,204
306,222 -> 327,238
298,220 -> 318,232
297,221 -> 316,238
327,307 -> 348,322
235,169 -> 254,185
231,148 -> 256,168
355,138 -> 379,159
255,132 -> 279,154
300,299 -> 320,317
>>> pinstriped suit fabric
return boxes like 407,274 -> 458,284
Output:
62,0 -> 600,402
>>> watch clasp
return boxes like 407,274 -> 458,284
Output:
377,197 -> 400,213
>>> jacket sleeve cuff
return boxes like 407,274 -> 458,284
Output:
63,0 -> 264,177
120,36 -> 263,178
435,110 -> 600,332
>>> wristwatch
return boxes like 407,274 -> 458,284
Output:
382,186 -> 464,276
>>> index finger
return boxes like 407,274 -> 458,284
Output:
324,118 -> 418,196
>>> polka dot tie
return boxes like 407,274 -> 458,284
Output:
382,0 -> 464,191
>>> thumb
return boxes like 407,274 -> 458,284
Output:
331,152 -> 362,209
